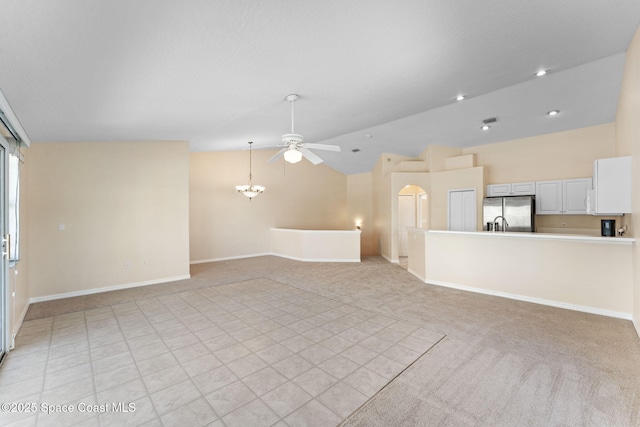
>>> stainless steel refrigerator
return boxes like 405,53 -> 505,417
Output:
483,196 -> 535,232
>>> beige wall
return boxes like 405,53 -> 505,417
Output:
347,172 -> 375,256
27,141 -> 191,299
463,123 -> 616,183
616,24 -> 640,335
189,150 -> 348,262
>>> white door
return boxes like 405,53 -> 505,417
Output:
398,195 -> 416,256
449,189 -> 476,231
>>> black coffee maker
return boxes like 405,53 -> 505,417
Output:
601,219 -> 616,237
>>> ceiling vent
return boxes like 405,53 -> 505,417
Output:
482,117 -> 498,124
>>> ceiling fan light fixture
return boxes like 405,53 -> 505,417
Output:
284,148 -> 303,164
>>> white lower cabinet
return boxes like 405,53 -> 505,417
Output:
536,178 -> 591,215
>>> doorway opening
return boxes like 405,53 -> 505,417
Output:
397,185 -> 427,268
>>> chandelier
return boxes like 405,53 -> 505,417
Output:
235,141 -> 265,200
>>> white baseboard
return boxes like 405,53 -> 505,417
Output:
192,252 -> 360,264
381,253 -> 398,264
271,253 -> 360,263
633,317 -> 640,340
28,275 -> 191,304
423,278 -> 633,321
190,253 -> 271,264
10,302 -> 30,349
407,267 -> 426,282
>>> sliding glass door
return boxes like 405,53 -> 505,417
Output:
0,138 -> 6,366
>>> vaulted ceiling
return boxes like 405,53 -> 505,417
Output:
1,1 -> 639,174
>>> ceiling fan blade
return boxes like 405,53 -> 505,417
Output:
247,144 -> 284,150
267,148 -> 287,163
304,143 -> 341,152
299,147 -> 324,165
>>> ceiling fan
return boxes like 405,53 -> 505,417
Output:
267,94 -> 341,165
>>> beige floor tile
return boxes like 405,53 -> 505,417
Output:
226,354 -> 269,378
317,382 -> 369,418
97,378 -> 148,404
212,342 -> 251,364
150,379 -> 201,415
342,367 -> 388,398
92,351 -> 135,376
44,362 -> 92,390
0,376 -> 45,401
382,343 -> 422,365
272,354 -> 314,380
41,377 -> 95,405
89,331 -> 129,352
172,342 -> 210,363
205,381 -> 257,416
135,352 -> 179,376
364,354 -> 407,380
94,364 -> 141,392
143,365 -> 189,393
99,396 -> 157,427
261,381 -> 313,418
340,344 -> 378,365
292,367 -> 338,397
0,361 -> 46,386
160,397 -> 218,427
242,335 -> 278,352
298,344 -> 337,365
241,366 -> 288,396
163,333 -> 200,350
127,332 -> 164,350
318,354 -> 360,380
280,335 -> 314,353
36,394 -> 96,427
255,344 -> 294,365
300,327 -> 333,343
192,365 -> 239,395
222,398 -> 279,427
202,333 -> 238,352
46,350 -> 90,373
284,399 -> 341,427
89,340 -> 129,361
181,353 -> 223,377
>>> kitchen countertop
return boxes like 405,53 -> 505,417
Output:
408,228 -> 635,244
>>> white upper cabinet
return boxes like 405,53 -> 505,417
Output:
591,157 -> 631,215
536,180 -> 563,214
563,178 -> 592,215
536,178 -> 591,215
486,181 -> 535,197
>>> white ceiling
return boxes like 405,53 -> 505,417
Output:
1,1 -> 639,174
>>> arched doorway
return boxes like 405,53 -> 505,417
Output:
397,185 -> 427,261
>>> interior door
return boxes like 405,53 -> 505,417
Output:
398,195 -> 416,257
449,189 -> 477,231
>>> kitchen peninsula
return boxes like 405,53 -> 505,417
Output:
407,229 -> 635,319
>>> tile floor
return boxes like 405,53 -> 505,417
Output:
0,278 -> 443,426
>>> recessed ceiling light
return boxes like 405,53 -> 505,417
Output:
481,125 -> 490,131
456,95 -> 465,101
535,69 -> 547,77
547,110 -> 560,116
